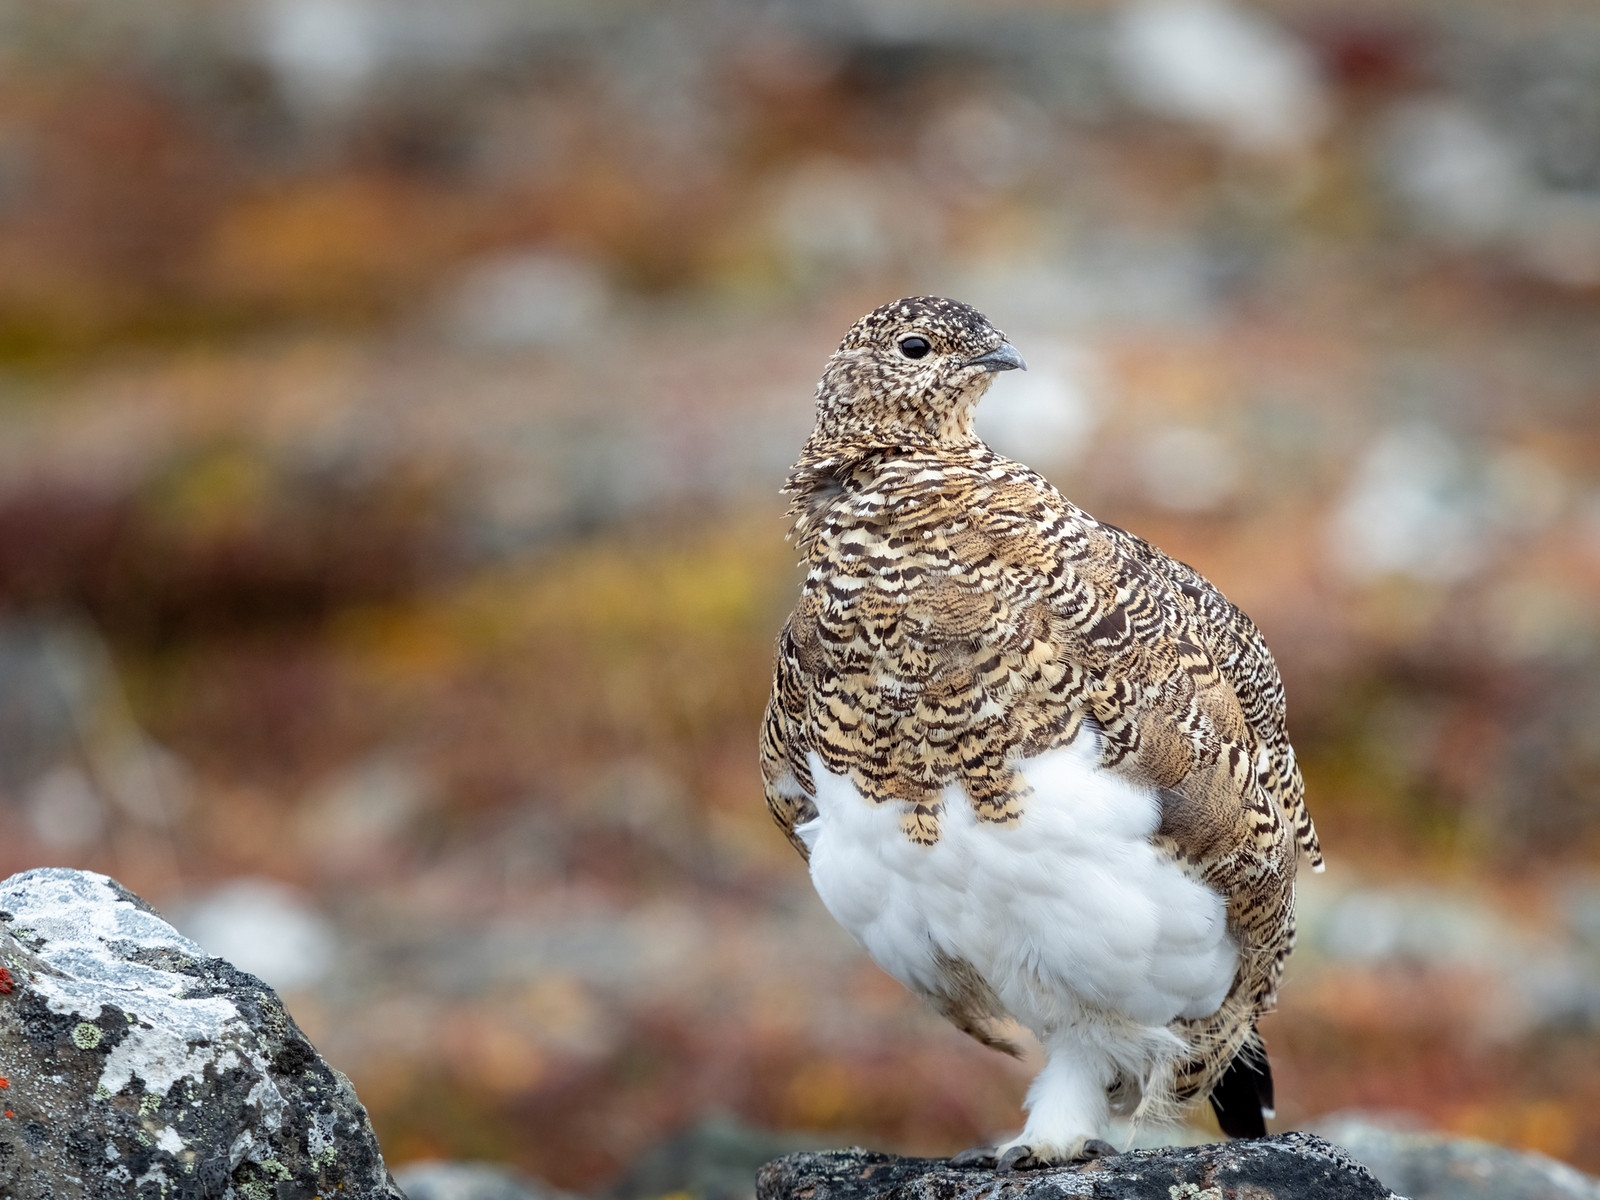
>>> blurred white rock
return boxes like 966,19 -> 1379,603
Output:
259,0 -> 380,112
24,764 -> 106,852
1377,99 -> 1529,244
975,342 -> 1101,468
1378,99 -> 1600,288
1327,424 -> 1492,584
1316,1112 -> 1600,1200
1315,887 -> 1507,968
1135,424 -> 1240,512
254,0 -> 535,114
394,1160 -> 558,1200
175,878 -> 337,993
440,250 -> 611,351
961,235 -> 1218,331
1299,881 -> 1600,1037
1330,429 -> 1575,585
1110,0 -> 1327,152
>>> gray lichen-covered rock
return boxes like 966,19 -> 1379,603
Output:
0,867 -> 404,1200
756,1136 -> 1404,1200
1318,1114 -> 1600,1200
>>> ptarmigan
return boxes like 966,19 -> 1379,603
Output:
760,297 -> 1323,1169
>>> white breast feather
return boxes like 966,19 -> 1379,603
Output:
798,735 -> 1238,1037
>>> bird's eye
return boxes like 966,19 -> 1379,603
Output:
898,336 -> 932,360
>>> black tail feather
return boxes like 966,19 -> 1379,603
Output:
1208,1046 -> 1273,1139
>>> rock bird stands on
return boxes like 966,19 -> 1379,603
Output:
761,297 -> 1323,1169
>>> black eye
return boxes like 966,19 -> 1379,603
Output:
898,336 -> 932,360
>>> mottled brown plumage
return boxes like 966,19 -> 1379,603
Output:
760,297 -> 1322,1142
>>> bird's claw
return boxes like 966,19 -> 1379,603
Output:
997,1145 -> 1038,1173
956,1139 -> 1118,1172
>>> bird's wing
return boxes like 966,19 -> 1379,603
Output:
760,610 -> 819,861
1106,524 -> 1322,872
763,450 -> 1321,865
961,477 -> 1310,1098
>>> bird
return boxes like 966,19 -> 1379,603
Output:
759,296 -> 1323,1169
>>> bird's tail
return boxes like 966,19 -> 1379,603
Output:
1207,1038 -> 1273,1139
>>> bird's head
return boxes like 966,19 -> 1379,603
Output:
810,296 -> 1025,448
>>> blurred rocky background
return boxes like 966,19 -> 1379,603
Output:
1,0 -> 1599,1188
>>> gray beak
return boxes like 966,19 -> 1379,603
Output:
967,341 -> 1027,373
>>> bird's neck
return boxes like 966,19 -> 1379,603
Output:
782,430 -> 984,548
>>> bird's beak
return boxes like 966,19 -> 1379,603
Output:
967,342 -> 1027,373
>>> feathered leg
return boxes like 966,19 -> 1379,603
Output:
956,1029 -> 1120,1170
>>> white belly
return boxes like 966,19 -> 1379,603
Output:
798,737 -> 1237,1035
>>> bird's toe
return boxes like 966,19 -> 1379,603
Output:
950,1145 -> 998,1168
1080,1139 -> 1118,1160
